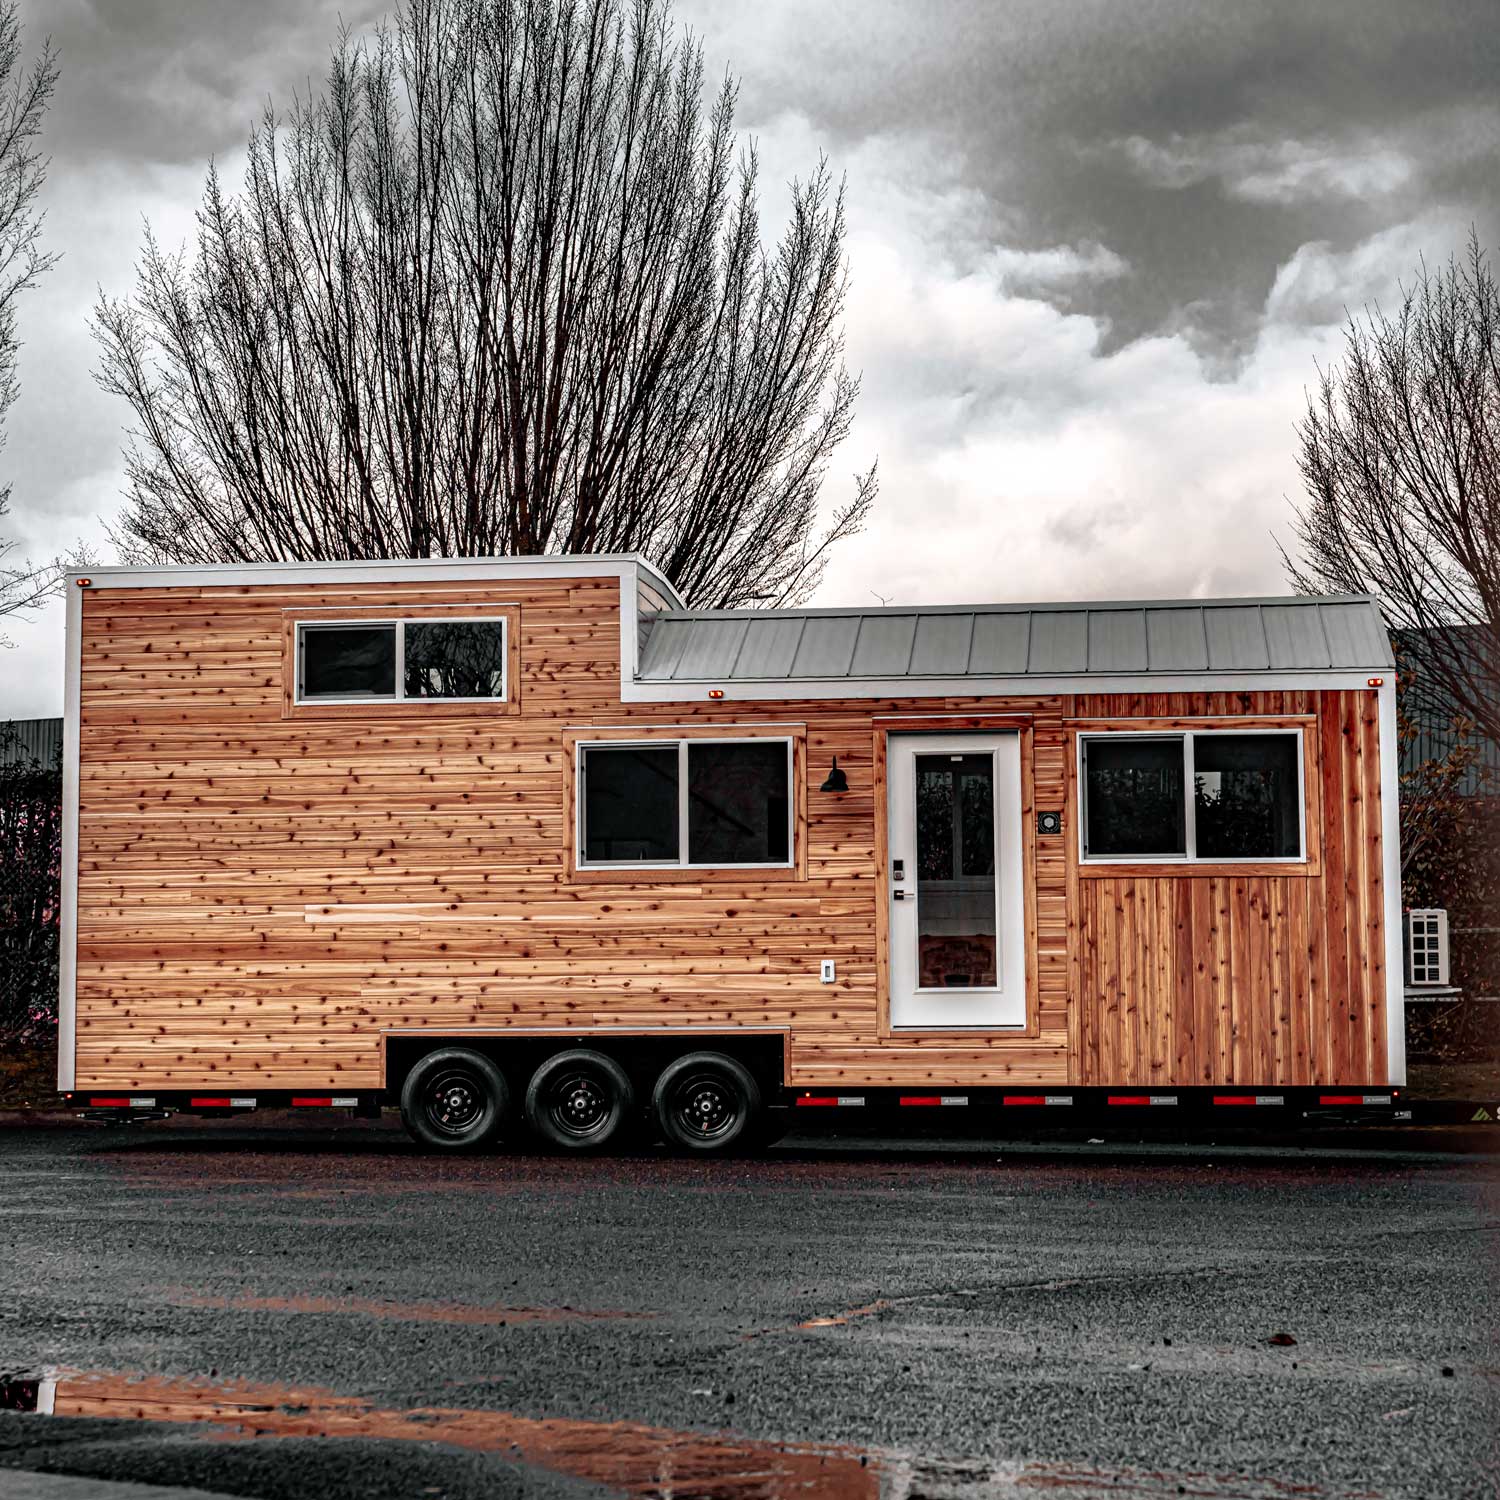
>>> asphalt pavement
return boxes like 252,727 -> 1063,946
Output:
0,1114 -> 1496,1499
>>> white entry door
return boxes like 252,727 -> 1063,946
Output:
887,733 -> 1026,1029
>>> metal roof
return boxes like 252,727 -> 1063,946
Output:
636,595 -> 1393,683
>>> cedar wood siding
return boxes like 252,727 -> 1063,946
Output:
72,574 -> 1389,1091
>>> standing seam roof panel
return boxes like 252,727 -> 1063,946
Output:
1027,612 -> 1089,672
672,617 -> 751,680
850,614 -> 919,676
1261,605 -> 1332,669
731,616 -> 808,678
636,616 -> 694,680
1320,602 -> 1395,670
1144,608 -> 1209,670
1204,607 -> 1271,669
909,613 -> 977,675
968,613 -> 1032,674
789,615 -> 861,677
1086,610 -> 1149,672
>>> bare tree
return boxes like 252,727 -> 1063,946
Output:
0,3 -> 58,641
93,0 -> 875,607
1283,232 -> 1499,742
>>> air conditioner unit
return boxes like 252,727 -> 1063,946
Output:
1404,908 -> 1450,987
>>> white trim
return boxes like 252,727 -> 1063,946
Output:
294,615 -> 509,705
281,600 -> 523,613
57,580 -> 81,1091
621,669 -> 1386,703
570,720 -> 807,732
887,731 -> 1027,1030
575,736 -> 796,871
63,552 -> 681,598
1378,678 -> 1406,1086
1076,728 -> 1308,866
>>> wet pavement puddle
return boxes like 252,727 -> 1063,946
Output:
165,1292 -> 657,1326
0,1368 -> 1383,1499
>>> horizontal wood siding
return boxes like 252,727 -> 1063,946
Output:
72,582 -> 1385,1091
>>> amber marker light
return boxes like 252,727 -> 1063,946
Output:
1367,676 -> 1384,686
75,577 -> 91,587
707,688 -> 725,699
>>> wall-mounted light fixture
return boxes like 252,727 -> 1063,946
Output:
819,756 -> 849,793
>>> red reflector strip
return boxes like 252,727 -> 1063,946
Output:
1108,1094 -> 1177,1106
89,1097 -> 129,1106
191,1097 -> 230,1106
1319,1093 -> 1391,1106
796,1095 -> 837,1107
292,1096 -> 333,1106
1004,1095 -> 1046,1106
1214,1094 -> 1284,1106
899,1095 -> 968,1106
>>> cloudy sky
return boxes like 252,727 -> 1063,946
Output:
2,0 -> 1497,717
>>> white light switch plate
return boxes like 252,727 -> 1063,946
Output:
820,959 -> 836,983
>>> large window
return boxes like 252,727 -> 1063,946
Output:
579,739 -> 792,868
1081,731 -> 1304,862
298,619 -> 507,703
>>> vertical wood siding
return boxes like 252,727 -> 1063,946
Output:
1067,690 -> 1387,1086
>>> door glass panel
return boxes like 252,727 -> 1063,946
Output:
915,753 -> 997,989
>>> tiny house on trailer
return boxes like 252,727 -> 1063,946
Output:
58,556 -> 1405,1150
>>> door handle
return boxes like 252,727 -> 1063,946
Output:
892,888 -> 912,901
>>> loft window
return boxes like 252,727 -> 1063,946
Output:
1081,731 -> 1304,862
404,620 -> 507,699
579,739 -> 792,868
297,618 -> 507,703
300,624 -> 396,700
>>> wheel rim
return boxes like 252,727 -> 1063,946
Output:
423,1066 -> 489,1137
670,1071 -> 740,1142
546,1070 -> 614,1140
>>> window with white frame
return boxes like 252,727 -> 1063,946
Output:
1080,730 -> 1304,862
297,619 -> 507,703
579,739 -> 792,867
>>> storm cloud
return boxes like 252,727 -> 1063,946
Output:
1,0 -> 1496,714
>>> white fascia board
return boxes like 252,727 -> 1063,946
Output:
1378,677 -> 1406,1086
57,578 -> 82,1091
64,554 -> 656,592
621,670 -> 1387,702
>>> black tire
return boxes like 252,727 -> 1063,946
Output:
653,1051 -> 761,1155
524,1049 -> 634,1152
400,1047 -> 508,1152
